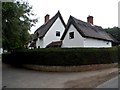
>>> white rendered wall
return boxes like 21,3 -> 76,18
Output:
36,38 -> 44,48
43,17 -> 65,48
61,24 -> 84,48
0,48 -> 3,54
27,43 -> 32,49
84,38 -> 112,48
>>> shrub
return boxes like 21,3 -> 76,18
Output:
2,47 -> 118,66
118,46 -> 120,64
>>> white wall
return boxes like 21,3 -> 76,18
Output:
43,17 -> 65,48
36,38 -> 44,48
0,48 -> 3,54
84,38 -> 112,48
27,43 -> 31,49
61,24 -> 84,48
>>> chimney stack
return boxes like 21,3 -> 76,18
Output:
87,15 -> 93,25
45,14 -> 50,23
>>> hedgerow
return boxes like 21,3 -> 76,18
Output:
2,47 -> 118,66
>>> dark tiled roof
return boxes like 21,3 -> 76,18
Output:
29,41 -> 36,47
46,41 -> 62,48
33,11 -> 66,40
61,16 -> 117,42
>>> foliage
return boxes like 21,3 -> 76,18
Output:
2,1 -> 38,51
0,2 -> 2,48
104,27 -> 120,42
2,48 -> 118,66
118,46 -> 120,64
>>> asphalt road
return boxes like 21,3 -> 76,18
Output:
96,75 -> 119,88
2,62 -> 118,88
0,57 -> 2,90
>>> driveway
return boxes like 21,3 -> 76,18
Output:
2,63 -> 118,88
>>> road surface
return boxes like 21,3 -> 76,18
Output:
0,57 -> 2,90
96,75 -> 119,88
2,63 -> 118,88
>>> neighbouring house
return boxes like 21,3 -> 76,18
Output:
61,16 -> 117,48
29,11 -> 66,48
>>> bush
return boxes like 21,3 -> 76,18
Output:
2,47 -> 118,66
118,46 -> 120,64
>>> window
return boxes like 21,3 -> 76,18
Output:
56,31 -> 60,36
107,42 -> 109,45
38,46 -> 40,48
69,32 -> 74,39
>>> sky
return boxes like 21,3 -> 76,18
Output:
26,0 -> 120,34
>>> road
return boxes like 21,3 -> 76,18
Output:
96,75 -> 119,88
2,62 -> 118,88
0,57 -> 2,90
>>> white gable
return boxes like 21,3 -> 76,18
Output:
36,17 -> 65,48
61,24 -> 84,48
36,38 -> 44,48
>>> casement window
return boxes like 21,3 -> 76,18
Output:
106,42 -> 109,45
56,31 -> 60,37
69,32 -> 74,39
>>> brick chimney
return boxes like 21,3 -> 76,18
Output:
87,15 -> 93,25
45,14 -> 50,23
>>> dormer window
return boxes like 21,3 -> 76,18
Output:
56,31 -> 60,37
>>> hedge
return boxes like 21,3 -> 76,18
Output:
118,46 -> 120,64
2,47 -> 118,66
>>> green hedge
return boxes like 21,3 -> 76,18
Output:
2,47 -> 118,66
118,46 -> 120,64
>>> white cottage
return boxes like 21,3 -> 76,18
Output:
30,11 -> 66,48
29,11 -> 117,48
61,16 -> 116,48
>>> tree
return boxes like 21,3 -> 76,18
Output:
0,2 -> 2,48
104,27 -> 120,42
2,0 -> 38,51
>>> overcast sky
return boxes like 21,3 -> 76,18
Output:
26,0 -> 119,34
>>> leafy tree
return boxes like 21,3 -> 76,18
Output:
104,27 -> 120,42
0,3 -> 1,48
2,1 -> 38,51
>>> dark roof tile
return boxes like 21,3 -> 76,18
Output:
46,41 -> 62,48
29,41 -> 36,47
